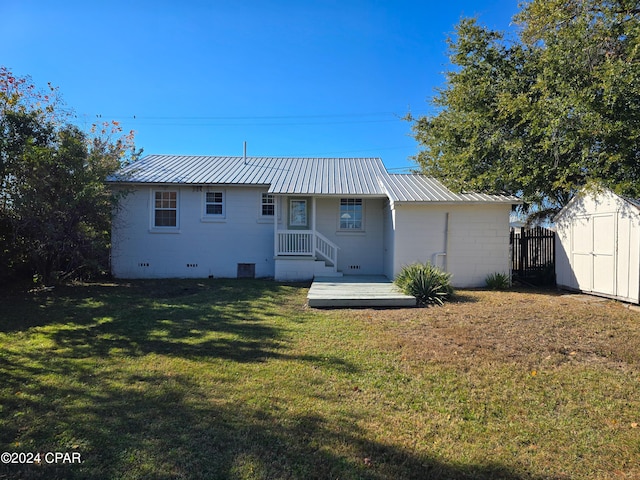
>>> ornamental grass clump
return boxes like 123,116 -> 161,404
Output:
395,262 -> 453,306
485,272 -> 511,290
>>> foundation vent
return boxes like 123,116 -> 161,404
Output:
237,263 -> 256,279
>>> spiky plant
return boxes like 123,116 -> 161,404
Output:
485,272 -> 511,290
395,262 -> 453,306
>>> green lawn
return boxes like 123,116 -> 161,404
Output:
0,279 -> 638,479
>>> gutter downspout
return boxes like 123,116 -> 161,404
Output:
432,212 -> 449,270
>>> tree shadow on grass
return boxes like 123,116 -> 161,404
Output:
0,362 -> 559,480
0,280 -> 565,479
0,279 -> 280,331
0,279 -> 305,363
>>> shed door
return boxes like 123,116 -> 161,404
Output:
571,214 -> 616,295
571,216 -> 593,291
592,215 -> 615,295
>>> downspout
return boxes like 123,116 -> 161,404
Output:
432,212 -> 449,270
444,212 -> 449,271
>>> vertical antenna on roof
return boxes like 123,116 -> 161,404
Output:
243,141 -> 247,164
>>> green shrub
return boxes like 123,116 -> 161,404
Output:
485,272 -> 511,290
395,262 -> 453,306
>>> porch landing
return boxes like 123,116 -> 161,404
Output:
307,275 -> 416,308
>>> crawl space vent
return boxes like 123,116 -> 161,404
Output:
237,263 -> 256,279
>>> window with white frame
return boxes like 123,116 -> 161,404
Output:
205,191 -> 224,216
339,198 -> 363,230
154,191 -> 178,227
261,193 -> 275,216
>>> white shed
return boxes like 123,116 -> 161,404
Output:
555,187 -> 640,304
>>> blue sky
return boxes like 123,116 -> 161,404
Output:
1,0 -> 520,171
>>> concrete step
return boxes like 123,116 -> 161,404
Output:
313,261 -> 342,277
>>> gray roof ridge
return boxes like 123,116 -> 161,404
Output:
143,154 -> 383,160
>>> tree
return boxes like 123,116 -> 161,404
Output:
407,0 -> 640,220
0,67 -> 140,284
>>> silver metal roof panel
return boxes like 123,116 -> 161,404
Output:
109,155 -> 390,195
381,174 -> 520,204
108,155 -> 520,203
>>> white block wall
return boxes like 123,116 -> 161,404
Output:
111,186 -> 276,279
111,186 -> 512,286
391,203 -> 512,287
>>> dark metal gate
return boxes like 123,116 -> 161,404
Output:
510,226 -> 556,285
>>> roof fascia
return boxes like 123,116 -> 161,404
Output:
391,199 -> 522,206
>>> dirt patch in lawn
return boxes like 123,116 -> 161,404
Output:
349,289 -> 640,373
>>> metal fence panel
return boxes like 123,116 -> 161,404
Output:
510,226 -> 555,285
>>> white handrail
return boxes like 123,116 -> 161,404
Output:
276,230 -> 313,255
275,230 -> 339,269
315,231 -> 339,267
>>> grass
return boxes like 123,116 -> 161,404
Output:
0,279 -> 639,479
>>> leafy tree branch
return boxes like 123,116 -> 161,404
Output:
0,67 -> 142,285
407,0 -> 640,221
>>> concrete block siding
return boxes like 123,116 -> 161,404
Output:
111,186 -> 275,279
110,164 -> 516,287
112,186 -> 513,287
392,204 -> 511,288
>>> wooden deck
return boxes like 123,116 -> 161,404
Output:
307,275 -> 416,308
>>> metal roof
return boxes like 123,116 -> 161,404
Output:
110,155 -> 274,185
381,174 -> 521,204
108,155 -> 389,196
268,157 -> 388,195
108,154 -> 521,203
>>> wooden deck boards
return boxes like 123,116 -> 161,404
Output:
307,275 -> 416,308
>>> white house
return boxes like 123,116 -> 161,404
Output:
108,155 -> 519,287
555,187 -> 640,304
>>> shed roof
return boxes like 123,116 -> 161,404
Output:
382,174 -> 520,204
625,197 -> 640,209
554,185 -> 640,223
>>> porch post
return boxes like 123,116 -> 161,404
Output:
273,195 -> 279,257
312,196 -> 317,259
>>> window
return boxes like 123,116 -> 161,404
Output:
154,191 -> 177,227
205,191 -> 224,216
289,199 -> 307,227
261,193 -> 275,216
339,198 -> 363,230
